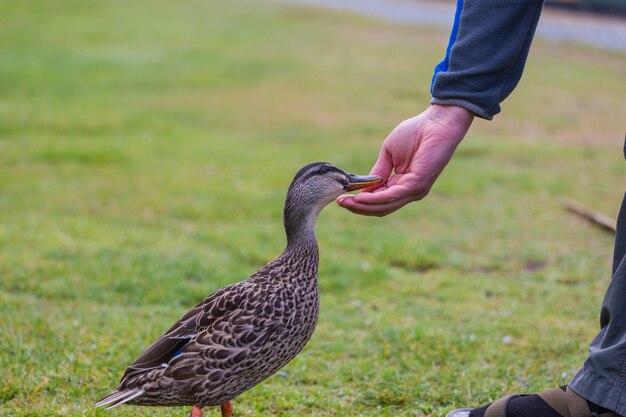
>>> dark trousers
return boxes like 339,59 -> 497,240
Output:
570,189 -> 626,415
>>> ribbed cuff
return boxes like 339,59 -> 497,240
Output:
430,97 -> 493,120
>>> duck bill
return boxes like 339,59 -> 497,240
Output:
344,174 -> 383,191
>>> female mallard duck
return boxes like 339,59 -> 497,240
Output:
96,162 -> 382,417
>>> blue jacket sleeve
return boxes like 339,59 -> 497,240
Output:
430,0 -> 544,120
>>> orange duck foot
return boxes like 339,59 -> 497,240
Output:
220,401 -> 234,417
190,404 -> 203,417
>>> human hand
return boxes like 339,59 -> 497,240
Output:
337,104 -> 474,216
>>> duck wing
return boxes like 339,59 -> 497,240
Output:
157,280 -> 293,399
119,282 -> 244,383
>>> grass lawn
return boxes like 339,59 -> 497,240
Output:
1,0 -> 625,416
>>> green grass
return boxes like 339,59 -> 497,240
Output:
1,0 -> 625,416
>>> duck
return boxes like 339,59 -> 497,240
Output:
96,162 -> 382,417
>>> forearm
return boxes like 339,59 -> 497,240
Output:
430,0 -> 544,120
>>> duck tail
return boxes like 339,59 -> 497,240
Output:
95,388 -> 144,409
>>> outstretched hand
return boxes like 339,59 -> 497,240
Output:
337,104 -> 474,216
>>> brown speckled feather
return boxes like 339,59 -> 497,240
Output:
105,244 -> 319,407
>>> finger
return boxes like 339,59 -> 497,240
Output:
352,185 -> 409,204
338,194 -> 417,217
341,205 -> 389,217
336,194 -> 354,206
355,187 -> 426,206
338,192 -> 416,213
353,176 -> 427,205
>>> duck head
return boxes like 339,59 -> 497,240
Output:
283,162 -> 382,245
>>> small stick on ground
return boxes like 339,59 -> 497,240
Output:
561,198 -> 617,233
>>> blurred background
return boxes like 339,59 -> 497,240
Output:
1,0 -> 625,416
546,0 -> 626,14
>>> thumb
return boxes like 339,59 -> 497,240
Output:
349,146 -> 393,201
369,145 -> 393,182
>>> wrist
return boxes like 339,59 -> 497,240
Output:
426,104 -> 475,126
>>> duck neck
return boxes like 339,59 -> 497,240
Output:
283,198 -> 322,251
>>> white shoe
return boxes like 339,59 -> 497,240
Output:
445,409 -> 473,417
